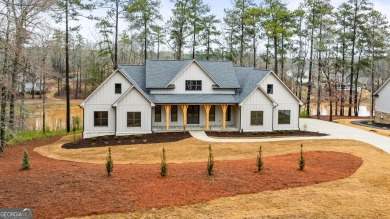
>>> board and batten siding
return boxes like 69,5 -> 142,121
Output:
83,71 -> 132,138
376,82 -> 390,113
259,73 -> 300,130
240,88 -> 274,132
149,62 -> 236,95
116,88 -> 152,135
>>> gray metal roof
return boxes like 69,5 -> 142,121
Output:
118,61 -> 272,104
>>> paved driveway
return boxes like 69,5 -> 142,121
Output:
190,118 -> 390,154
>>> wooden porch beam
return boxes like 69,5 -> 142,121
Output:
181,105 -> 189,130
164,105 -> 171,130
204,105 -> 211,131
221,105 -> 228,130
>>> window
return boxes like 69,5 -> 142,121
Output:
155,105 -> 161,122
209,105 -> 215,122
226,105 -> 231,121
127,112 -> 141,127
278,110 -> 291,124
115,83 -> 121,94
267,84 -> 273,94
250,111 -> 263,126
94,111 -> 108,127
171,105 -> 178,122
185,80 -> 202,91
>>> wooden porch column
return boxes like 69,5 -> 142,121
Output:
181,105 -> 189,130
221,105 -> 228,130
204,105 -> 211,131
164,105 -> 171,130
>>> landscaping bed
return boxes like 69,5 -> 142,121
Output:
206,130 -> 327,138
0,140 -> 362,219
62,132 -> 192,149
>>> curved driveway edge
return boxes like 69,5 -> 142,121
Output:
190,118 -> 390,154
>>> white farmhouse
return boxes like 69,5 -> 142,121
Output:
80,60 -> 302,138
374,78 -> 390,124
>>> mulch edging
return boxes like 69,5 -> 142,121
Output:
206,130 -> 327,138
0,140 -> 362,219
63,132 -> 192,149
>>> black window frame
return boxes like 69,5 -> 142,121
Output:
94,111 -> 108,127
267,84 -> 273,94
115,83 -> 122,94
185,80 -> 202,91
250,111 -> 264,126
171,105 -> 178,122
278,110 -> 291,125
155,105 -> 162,122
127,112 -> 141,127
209,105 -> 215,122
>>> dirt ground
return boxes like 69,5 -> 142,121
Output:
60,137 -> 390,219
0,136 -> 362,219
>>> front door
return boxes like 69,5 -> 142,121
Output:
187,105 -> 200,124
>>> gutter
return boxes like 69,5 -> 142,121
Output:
79,105 -> 85,139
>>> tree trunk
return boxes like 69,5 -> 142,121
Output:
114,0 -> 119,70
273,35 -> 278,75
65,0 -> 71,133
348,3 -> 358,117
306,8 -> 315,115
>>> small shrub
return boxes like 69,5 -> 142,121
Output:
256,146 -> 263,173
160,147 -> 167,177
299,144 -> 305,171
106,147 -> 113,176
252,132 -> 258,135
114,136 -> 119,140
207,145 -> 214,176
279,130 -> 285,134
21,149 -> 31,170
103,135 -> 109,140
271,130 -> 277,134
300,110 -> 310,118
135,134 -> 142,138
289,130 -> 295,134
91,137 -> 97,141
123,135 -> 129,139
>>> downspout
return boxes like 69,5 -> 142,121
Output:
79,105 -> 84,139
272,104 -> 278,131
238,104 -> 241,132
151,105 -> 153,133
298,105 -> 301,131
113,106 -> 117,135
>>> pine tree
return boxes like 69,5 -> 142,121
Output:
126,0 -> 162,62
299,144 -> 305,171
207,145 -> 214,176
22,149 -> 31,170
256,146 -> 263,172
160,147 -> 167,177
106,147 -> 113,176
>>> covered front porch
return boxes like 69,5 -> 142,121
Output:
152,104 -> 240,132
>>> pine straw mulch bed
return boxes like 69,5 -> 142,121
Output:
206,130 -> 327,138
0,139 -> 362,219
63,132 -> 192,149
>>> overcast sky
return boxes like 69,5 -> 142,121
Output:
75,0 -> 390,44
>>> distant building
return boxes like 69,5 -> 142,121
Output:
374,78 -> 390,124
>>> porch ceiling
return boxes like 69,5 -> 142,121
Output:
150,94 -> 238,104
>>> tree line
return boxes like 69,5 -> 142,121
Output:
0,0 -> 389,151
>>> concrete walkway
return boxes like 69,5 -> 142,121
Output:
190,118 -> 390,154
